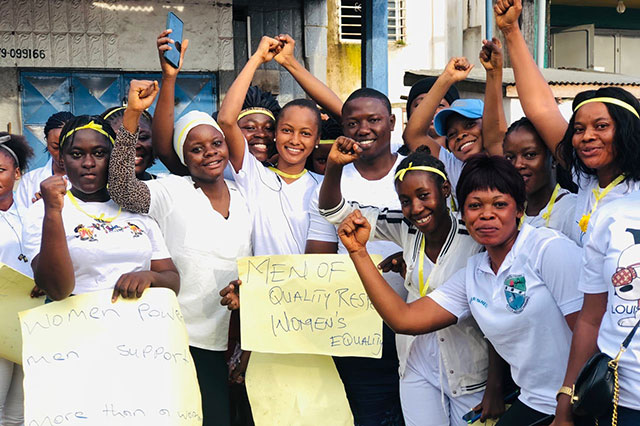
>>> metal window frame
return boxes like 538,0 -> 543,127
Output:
338,0 -> 406,43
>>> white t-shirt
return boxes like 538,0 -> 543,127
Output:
571,174 -> 640,246
22,194 -> 170,295
438,149 -> 464,200
307,156 -> 407,298
429,224 -> 583,414
16,158 -> 53,210
146,175 -> 252,351
0,202 -> 32,277
579,191 -> 640,410
232,141 -> 321,255
523,188 -> 577,242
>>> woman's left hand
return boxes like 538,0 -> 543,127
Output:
112,271 -> 153,302
338,210 -> 371,254
220,279 -> 241,310
472,385 -> 506,422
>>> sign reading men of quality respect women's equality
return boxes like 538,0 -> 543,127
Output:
239,254 -> 384,358
19,289 -> 203,426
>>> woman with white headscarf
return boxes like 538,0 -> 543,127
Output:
108,77 -> 251,425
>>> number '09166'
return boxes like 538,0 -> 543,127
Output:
0,48 -> 46,59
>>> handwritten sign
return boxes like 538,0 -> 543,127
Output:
239,254 -> 383,358
246,352 -> 353,426
20,289 -> 202,426
0,263 -> 44,364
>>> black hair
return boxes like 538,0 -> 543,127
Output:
321,114 -> 343,140
59,115 -> 117,153
242,86 -> 281,117
278,99 -> 322,135
395,145 -> 448,187
0,132 -> 33,173
101,106 -> 152,129
406,78 -> 460,117
558,86 -> 640,181
44,111 -> 75,141
343,88 -> 392,115
506,117 -> 578,193
456,154 -> 526,214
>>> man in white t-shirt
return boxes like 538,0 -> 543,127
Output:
307,88 -> 406,425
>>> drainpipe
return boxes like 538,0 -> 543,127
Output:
485,0 -> 493,40
537,0 -> 546,67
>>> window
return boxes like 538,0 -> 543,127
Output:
339,0 -> 406,42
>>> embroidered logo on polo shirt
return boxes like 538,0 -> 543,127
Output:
504,274 -> 529,314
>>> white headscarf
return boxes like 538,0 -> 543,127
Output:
173,111 -> 224,165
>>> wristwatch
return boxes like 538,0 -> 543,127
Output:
556,385 -> 574,401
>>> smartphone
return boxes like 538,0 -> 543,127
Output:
462,409 -> 481,424
164,12 -> 183,68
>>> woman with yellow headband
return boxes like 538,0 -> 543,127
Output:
496,0 -> 640,246
21,110 -> 179,303
236,86 -> 281,164
334,154 -> 585,426
320,143 -> 505,425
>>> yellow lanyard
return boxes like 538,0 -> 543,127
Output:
579,174 -> 625,233
268,166 -> 308,180
67,191 -> 122,223
520,183 -> 562,228
418,236 -> 433,297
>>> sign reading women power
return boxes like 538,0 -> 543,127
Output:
19,289 -> 202,426
238,254 -> 384,358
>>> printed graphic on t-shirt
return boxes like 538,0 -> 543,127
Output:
610,228 -> 640,327
504,274 -> 529,314
72,220 -> 146,242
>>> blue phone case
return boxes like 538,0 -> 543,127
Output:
164,12 -> 183,68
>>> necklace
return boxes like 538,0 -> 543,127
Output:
579,174 -> 625,233
268,166 -> 308,180
67,190 -> 122,223
1,205 -> 28,263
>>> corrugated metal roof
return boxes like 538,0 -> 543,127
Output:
404,67 -> 640,87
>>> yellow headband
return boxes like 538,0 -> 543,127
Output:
60,121 -> 115,147
103,106 -> 126,120
394,163 -> 448,182
574,97 -> 640,119
237,108 -> 276,122
319,139 -> 335,145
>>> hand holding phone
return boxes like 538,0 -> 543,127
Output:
163,12 -> 184,69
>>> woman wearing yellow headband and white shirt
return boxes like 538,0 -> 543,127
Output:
496,0 -> 640,246
108,78 -> 251,426
320,142 -> 503,425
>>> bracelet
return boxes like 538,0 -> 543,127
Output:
556,385 -> 574,401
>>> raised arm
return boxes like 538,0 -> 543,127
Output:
402,57 -> 473,154
479,38 -> 507,156
33,176 -> 75,300
153,30 -> 190,175
109,80 -> 159,213
274,34 -> 344,119
217,36 -> 282,172
496,0 -> 568,161
318,136 -> 362,210
339,210 -> 457,335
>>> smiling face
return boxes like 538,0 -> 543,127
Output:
503,128 -> 552,196
183,124 -> 229,183
238,113 -> 276,163
46,127 -> 64,173
310,143 -> 332,175
342,97 -> 395,161
0,150 -> 19,204
410,95 -> 450,138
396,171 -> 450,234
62,130 -> 111,195
275,106 -> 318,169
462,188 -> 522,248
445,115 -> 483,161
572,102 -> 617,173
109,116 -> 154,177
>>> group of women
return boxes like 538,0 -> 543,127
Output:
1,0 -> 639,425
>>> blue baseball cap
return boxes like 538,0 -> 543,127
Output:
433,99 -> 484,137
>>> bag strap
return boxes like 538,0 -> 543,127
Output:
622,317 -> 640,349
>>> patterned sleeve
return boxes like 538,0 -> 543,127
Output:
107,125 -> 151,214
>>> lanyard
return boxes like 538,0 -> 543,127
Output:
268,166 -> 308,180
519,183 -> 562,228
67,191 -> 122,223
579,174 -> 625,233
418,236 -> 433,297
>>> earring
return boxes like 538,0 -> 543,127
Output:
315,144 -> 319,149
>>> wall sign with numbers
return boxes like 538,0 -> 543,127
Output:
1,48 -> 46,60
